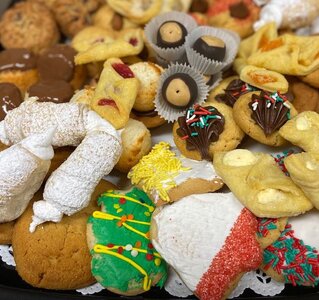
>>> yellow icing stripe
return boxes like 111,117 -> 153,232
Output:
93,211 -> 151,226
122,223 -> 149,240
94,244 -> 152,291
107,245 -> 162,258
102,193 -> 154,212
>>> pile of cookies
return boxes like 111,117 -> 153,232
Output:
1,1 -> 319,300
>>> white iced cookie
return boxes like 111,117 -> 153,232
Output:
0,128 -> 55,223
0,98 -> 92,147
29,112 -> 122,232
151,192 -> 262,300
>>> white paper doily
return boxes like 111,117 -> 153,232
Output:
0,245 -> 16,267
164,266 -> 193,298
76,282 -> 105,295
228,269 -> 285,298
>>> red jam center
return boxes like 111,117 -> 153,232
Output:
112,63 -> 135,78
129,38 -> 138,46
98,98 -> 118,109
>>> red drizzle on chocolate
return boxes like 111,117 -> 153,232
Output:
176,105 -> 225,160
98,98 -> 118,109
216,79 -> 258,107
249,91 -> 291,136
112,63 -> 135,78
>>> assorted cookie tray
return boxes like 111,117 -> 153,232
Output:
1,0 -> 319,299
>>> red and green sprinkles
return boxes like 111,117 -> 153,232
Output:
263,224 -> 319,286
272,149 -> 297,176
257,218 -> 279,238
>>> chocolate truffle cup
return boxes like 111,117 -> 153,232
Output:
145,11 -> 197,62
155,63 -> 209,122
185,26 -> 240,75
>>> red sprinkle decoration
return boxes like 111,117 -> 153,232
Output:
129,38 -> 138,46
119,198 -> 126,205
98,98 -> 118,109
107,243 -> 115,248
118,246 -> 124,254
148,243 -> 154,249
146,253 -> 153,261
112,63 -> 135,78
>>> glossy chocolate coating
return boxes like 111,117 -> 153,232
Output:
28,79 -> 74,104
131,108 -> 159,117
193,36 -> 226,62
37,44 -> 76,82
157,21 -> 187,49
0,82 -> 22,121
162,73 -> 198,108
0,48 -> 37,72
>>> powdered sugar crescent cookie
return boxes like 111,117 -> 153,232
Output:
173,103 -> 245,161
128,142 -> 224,206
233,91 -> 298,146
279,111 -> 319,153
87,187 -> 168,296
151,192 -> 263,300
213,149 -> 313,218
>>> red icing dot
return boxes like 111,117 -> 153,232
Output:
146,253 -> 153,261
106,243 -> 115,248
129,38 -> 138,46
112,63 -> 134,78
148,243 -> 154,249
118,246 -> 124,254
97,98 -> 118,109
119,198 -> 126,204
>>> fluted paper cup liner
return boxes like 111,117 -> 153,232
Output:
145,11 -> 197,62
155,54 -> 171,68
205,72 -> 223,92
185,26 -> 240,75
154,63 -> 209,122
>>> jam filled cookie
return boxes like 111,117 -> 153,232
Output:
87,187 -> 168,296
233,90 -> 298,146
173,104 -> 244,161
0,2 -> 60,54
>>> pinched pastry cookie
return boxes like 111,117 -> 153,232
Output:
108,0 -> 162,24
173,104 -> 244,161
213,149 -> 313,218
90,58 -> 139,129
284,152 -> 319,210
128,142 -> 224,206
300,68 -> 319,89
208,75 -> 260,107
279,111 -> 319,153
12,180 -> 115,290
75,28 -> 144,65
0,1 -> 60,54
151,192 -> 263,300
233,90 -> 298,146
87,187 -> 167,295
261,211 -> 319,286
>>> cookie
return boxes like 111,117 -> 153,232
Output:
233,91 -> 298,146
151,192 -> 263,300
0,221 -> 15,245
213,149 -> 313,218
300,68 -> 319,89
87,187 -> 168,296
115,119 -> 151,173
207,0 -> 260,38
0,83 -> 23,121
46,147 -> 74,180
128,142 -> 224,206
173,103 -> 245,161
130,110 -> 166,129
0,49 -> 38,94
12,180 -> 116,290
0,2 -> 60,54
208,75 -> 260,107
279,111 -> 319,153
257,217 -> 288,249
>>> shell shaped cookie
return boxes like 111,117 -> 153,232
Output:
151,192 -> 263,300
173,103 -> 245,161
87,187 -> 168,296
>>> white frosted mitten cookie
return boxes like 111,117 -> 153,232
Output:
29,112 -> 122,231
0,129 -> 55,222
213,149 -> 313,218
151,192 -> 263,300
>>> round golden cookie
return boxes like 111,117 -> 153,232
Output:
0,142 -> 8,152
173,102 -> 245,161
12,180 -> 116,290
207,0 -> 260,38
115,119 -> 151,173
299,68 -> 319,89
0,2 -> 60,54
233,91 -> 298,147
289,80 -> 319,113
130,62 -> 163,112
0,221 -> 15,245
130,111 -> 167,129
